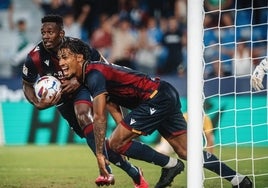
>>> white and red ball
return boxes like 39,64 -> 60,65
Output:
34,76 -> 61,100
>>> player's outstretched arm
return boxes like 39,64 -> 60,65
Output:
251,57 -> 268,91
92,93 -> 110,178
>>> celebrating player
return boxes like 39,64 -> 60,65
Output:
22,14 -> 149,188
57,38 -> 253,188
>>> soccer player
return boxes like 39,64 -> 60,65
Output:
251,57 -> 268,91
22,14 -> 148,188
57,38 -> 253,188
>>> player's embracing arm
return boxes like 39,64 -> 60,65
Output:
251,57 -> 268,91
22,55 -> 61,109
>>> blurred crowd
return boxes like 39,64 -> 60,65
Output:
0,0 -> 267,79
203,0 -> 267,79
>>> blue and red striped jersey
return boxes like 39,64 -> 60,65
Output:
83,61 -> 160,109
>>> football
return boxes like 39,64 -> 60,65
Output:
34,76 -> 61,100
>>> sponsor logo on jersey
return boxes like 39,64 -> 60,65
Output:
57,71 -> 64,80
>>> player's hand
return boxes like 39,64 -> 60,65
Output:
251,58 -> 268,91
96,153 -> 110,178
251,65 -> 265,91
35,89 -> 61,109
251,76 -> 263,91
61,77 -> 80,94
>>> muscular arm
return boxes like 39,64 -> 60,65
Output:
92,93 -> 110,176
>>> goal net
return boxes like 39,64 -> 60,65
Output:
201,0 -> 268,187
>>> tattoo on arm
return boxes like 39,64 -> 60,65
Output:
93,93 -> 108,156
93,120 -> 107,155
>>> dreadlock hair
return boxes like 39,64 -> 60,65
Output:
59,38 -> 90,60
41,14 -> 64,30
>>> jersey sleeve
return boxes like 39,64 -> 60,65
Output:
22,54 -> 39,84
85,70 -> 107,98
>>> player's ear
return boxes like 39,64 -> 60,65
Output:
59,30 -> 65,38
77,54 -> 84,62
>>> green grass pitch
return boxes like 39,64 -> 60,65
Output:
0,145 -> 267,188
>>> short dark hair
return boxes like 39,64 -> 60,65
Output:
59,38 -> 90,59
41,14 -> 63,30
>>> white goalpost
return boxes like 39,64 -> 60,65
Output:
188,0 -> 268,187
187,0 -> 204,188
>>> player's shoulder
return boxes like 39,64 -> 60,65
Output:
84,61 -> 109,75
26,41 -> 47,66
28,41 -> 43,56
90,60 -> 116,70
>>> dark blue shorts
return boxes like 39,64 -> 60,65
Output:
56,86 -> 92,138
122,81 -> 187,138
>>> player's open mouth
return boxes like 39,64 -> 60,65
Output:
43,41 -> 53,48
62,67 -> 69,76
